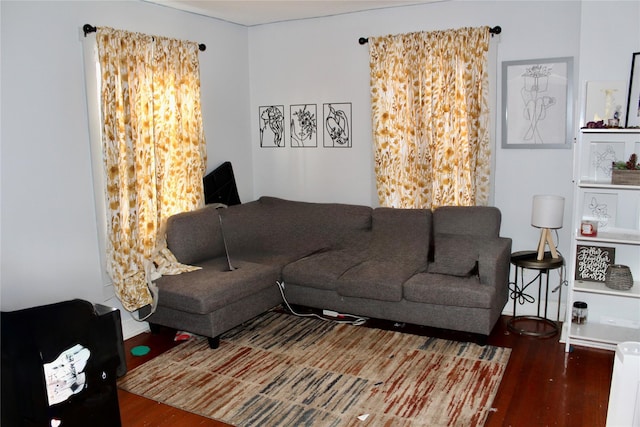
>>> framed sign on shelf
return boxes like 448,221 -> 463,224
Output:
625,51 -> 640,128
574,244 -> 615,282
502,57 -> 573,149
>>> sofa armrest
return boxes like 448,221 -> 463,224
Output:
166,204 -> 226,265
477,237 -> 512,293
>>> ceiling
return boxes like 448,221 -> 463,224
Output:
143,0 -> 439,26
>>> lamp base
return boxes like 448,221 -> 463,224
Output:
537,228 -> 559,261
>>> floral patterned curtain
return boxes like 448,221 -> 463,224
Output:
97,27 -> 207,312
369,26 -> 491,209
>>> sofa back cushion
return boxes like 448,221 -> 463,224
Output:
220,197 -> 372,261
369,207 -> 431,264
165,204 -> 226,265
428,206 -> 501,276
433,206 -> 501,237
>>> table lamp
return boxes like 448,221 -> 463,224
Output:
531,195 -> 564,261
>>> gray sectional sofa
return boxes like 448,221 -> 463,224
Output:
142,196 -> 512,347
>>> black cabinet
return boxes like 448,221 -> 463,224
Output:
1,299 -> 125,427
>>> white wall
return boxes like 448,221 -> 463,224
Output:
1,0 -> 638,335
248,1 -> 585,314
0,1 -> 251,336
248,0 -> 580,225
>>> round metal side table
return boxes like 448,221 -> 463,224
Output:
508,250 -> 564,337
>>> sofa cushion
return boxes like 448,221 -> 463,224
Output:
337,260 -> 419,302
234,248 -> 330,270
154,258 -> 280,315
433,206 -> 501,237
403,273 -> 492,308
428,233 -> 479,277
282,249 -> 367,290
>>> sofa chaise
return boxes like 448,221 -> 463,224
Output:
142,196 -> 512,348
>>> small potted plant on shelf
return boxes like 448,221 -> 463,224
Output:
611,153 -> 640,185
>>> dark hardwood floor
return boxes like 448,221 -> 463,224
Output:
118,311 -> 614,427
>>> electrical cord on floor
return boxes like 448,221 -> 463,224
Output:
276,280 -> 368,326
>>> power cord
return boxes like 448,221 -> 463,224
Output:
551,243 -> 567,294
276,280 -> 368,326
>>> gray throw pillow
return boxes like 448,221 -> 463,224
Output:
428,233 -> 479,277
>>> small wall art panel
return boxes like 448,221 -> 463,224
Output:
259,105 -> 285,148
323,103 -> 352,148
290,104 -> 317,148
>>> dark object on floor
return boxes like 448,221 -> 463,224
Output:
1,299 -> 125,427
203,161 -> 241,206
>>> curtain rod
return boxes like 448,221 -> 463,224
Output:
358,25 -> 502,45
82,24 -> 206,52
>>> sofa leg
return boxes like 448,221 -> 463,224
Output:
148,323 -> 161,334
476,335 -> 489,346
208,336 -> 220,349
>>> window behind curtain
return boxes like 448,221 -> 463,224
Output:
83,28 -> 207,314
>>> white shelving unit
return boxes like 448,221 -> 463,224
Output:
563,129 -> 640,352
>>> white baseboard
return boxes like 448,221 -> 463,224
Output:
121,315 -> 150,340
115,299 -> 563,340
103,296 -> 150,340
502,298 -> 567,322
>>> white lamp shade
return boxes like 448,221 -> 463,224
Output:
531,195 -> 565,229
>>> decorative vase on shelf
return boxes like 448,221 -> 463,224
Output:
604,264 -> 634,291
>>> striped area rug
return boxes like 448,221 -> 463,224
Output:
118,311 -> 510,426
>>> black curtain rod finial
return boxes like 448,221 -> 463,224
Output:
358,37 -> 368,45
83,24 -> 97,37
